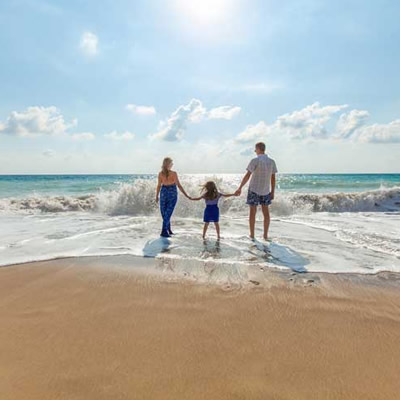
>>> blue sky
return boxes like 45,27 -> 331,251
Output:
0,0 -> 399,174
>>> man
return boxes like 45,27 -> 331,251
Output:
235,142 -> 277,240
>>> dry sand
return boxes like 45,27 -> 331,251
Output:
1,256 -> 400,400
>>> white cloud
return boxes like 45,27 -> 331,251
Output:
239,147 -> 254,156
71,132 -> 95,141
104,131 -> 135,141
234,102 -> 400,144
235,102 -> 348,143
0,106 -> 76,137
42,149 -> 55,158
357,120 -> 400,143
126,104 -> 156,116
151,98 -> 206,141
336,109 -> 370,139
236,121 -> 271,143
208,106 -> 241,120
151,99 -> 241,141
80,32 -> 98,57
276,102 -> 348,139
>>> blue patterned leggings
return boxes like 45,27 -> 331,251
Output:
160,184 -> 178,232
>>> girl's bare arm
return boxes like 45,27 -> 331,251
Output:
220,193 -> 236,198
189,196 -> 203,201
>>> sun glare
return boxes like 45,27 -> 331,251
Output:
174,0 -> 233,26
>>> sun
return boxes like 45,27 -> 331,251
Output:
174,0 -> 233,26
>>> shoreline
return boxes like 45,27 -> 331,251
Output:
3,254 -> 400,287
1,256 -> 400,399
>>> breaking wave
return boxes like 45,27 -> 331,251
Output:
1,180 -> 399,216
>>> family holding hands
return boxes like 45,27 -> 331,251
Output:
155,142 -> 278,241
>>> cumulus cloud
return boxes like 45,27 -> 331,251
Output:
151,99 -> 206,141
234,102 -> 400,144
151,99 -> 240,141
0,106 -> 76,137
276,102 -> 348,139
208,106 -> 241,120
71,132 -> 95,141
236,121 -> 271,143
357,120 -> 400,143
104,131 -> 135,141
80,32 -> 98,57
126,104 -> 156,116
235,102 -> 348,143
42,149 -> 55,158
336,109 -> 370,139
239,147 -> 254,156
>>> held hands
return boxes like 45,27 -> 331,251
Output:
234,188 -> 242,196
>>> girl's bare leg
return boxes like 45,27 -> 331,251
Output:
203,223 -> 209,239
214,222 -> 220,240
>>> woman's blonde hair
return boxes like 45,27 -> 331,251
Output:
201,181 -> 218,201
161,157 -> 173,178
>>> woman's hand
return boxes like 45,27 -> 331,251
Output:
155,196 -> 159,203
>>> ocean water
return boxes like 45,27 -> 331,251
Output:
1,174 -> 400,282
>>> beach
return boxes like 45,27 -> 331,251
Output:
1,255 -> 400,400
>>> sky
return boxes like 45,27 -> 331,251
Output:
0,0 -> 399,174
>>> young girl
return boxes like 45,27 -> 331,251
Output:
189,181 -> 236,240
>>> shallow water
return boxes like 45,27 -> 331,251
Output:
1,174 -> 400,281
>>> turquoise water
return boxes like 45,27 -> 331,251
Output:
1,174 -> 399,198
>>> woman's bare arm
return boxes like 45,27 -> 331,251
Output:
155,173 -> 162,203
175,173 -> 190,198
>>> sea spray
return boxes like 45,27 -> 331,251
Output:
1,181 -> 399,215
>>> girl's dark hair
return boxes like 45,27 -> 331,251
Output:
201,181 -> 218,201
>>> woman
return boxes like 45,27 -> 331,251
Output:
155,157 -> 190,237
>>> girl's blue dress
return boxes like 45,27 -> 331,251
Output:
203,194 -> 221,223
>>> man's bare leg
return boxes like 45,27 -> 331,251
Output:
249,206 -> 257,239
261,205 -> 270,240
203,223 -> 209,239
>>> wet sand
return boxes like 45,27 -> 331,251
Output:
1,256 -> 400,399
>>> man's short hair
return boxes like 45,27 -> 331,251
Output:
255,142 -> 266,152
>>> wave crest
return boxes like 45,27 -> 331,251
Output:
1,180 -> 399,216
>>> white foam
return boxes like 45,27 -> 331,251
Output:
1,179 -> 400,216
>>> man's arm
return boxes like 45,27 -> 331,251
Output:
235,171 -> 252,196
270,173 -> 276,200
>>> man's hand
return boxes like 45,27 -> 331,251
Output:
235,189 -> 241,196
270,192 -> 274,200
